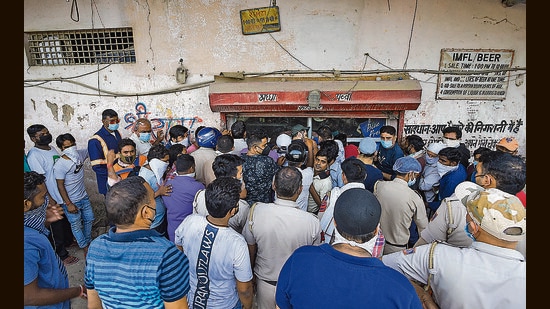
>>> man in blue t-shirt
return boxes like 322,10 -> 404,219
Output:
375,125 -> 404,180
276,188 -> 428,308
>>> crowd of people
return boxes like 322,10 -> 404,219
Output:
24,109 -> 526,308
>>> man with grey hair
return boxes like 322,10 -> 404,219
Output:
242,166 -> 320,309
129,118 -> 164,158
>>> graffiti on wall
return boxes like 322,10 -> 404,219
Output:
122,102 -> 203,142
403,119 -> 524,151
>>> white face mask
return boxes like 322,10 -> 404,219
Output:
332,225 -> 380,256
149,158 -> 169,184
443,137 -> 460,148
437,161 -> 459,177
175,138 -> 190,147
62,145 -> 82,165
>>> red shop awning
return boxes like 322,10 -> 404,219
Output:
208,77 -> 422,117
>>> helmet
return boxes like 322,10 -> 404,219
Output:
285,140 -> 307,163
196,127 -> 222,148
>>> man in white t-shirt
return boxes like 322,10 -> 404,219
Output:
175,177 -> 253,309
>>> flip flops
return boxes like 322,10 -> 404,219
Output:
63,255 -> 79,266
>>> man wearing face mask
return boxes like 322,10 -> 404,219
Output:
374,125 -> 405,181
374,156 -> 428,254
418,142 -> 446,207
426,147 -> 467,214
442,126 -> 471,169
166,124 -> 190,149
129,118 -> 164,158
53,133 -> 95,259
242,129 -> 282,206
106,138 -> 148,188
138,144 -> 173,238
414,150 -> 526,259
88,109 -> 123,196
24,171 -> 89,307
384,184 -> 526,309
276,188 -> 425,309
27,124 -> 78,266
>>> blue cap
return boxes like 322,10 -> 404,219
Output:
393,156 -> 422,173
359,137 -> 378,155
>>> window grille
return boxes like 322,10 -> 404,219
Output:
24,27 -> 136,66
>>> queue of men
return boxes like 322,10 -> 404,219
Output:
24,112 -> 526,308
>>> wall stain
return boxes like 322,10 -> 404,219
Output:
61,104 -> 74,125
45,100 -> 59,121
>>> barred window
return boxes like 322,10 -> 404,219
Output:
24,27 -> 136,66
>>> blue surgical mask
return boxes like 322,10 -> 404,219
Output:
380,140 -> 393,149
464,223 -> 476,241
425,154 -> 438,165
408,178 -> 417,187
139,132 -> 152,142
472,161 -> 478,167
108,123 -> 120,131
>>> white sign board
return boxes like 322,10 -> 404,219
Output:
436,49 -> 514,100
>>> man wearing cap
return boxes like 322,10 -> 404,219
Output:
356,137 -> 384,193
495,136 -> 519,155
383,185 -> 526,309
290,124 -> 317,168
242,167 -> 320,309
284,140 -> 314,212
374,156 -> 428,254
414,151 -> 527,258
276,188 -> 424,309
275,133 -> 292,158
418,142 -> 445,205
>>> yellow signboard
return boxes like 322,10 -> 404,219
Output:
240,6 -> 281,35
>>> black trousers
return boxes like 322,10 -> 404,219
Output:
47,216 -> 74,260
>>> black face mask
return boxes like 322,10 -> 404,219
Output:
36,133 -> 52,146
119,155 -> 136,165
261,144 -> 272,156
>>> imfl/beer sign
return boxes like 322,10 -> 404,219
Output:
437,48 -> 514,100
240,6 -> 281,35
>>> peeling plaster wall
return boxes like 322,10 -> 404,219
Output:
24,0 -> 526,200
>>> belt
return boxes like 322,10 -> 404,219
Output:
261,279 -> 277,286
385,240 -> 408,248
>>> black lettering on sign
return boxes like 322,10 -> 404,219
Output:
258,94 -> 278,102
336,93 -> 352,101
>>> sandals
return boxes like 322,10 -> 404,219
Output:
63,255 -> 79,266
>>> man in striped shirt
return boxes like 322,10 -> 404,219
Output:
84,176 -> 190,309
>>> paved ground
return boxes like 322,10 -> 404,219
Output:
66,244 -> 87,309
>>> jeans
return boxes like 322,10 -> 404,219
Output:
62,196 -> 95,248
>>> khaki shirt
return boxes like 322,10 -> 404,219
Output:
242,198 -> 321,282
374,178 -> 428,254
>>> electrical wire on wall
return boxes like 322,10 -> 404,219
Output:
402,0 -> 418,70
70,0 -> 79,22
